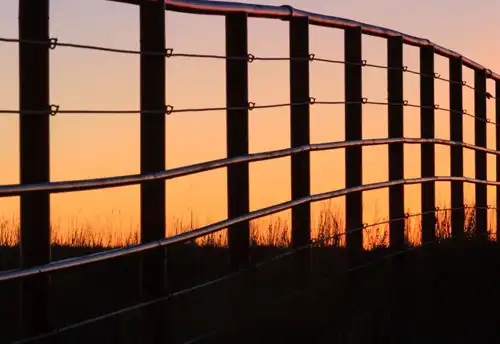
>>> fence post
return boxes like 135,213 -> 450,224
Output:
290,16 -> 311,285
387,36 -> 405,250
387,34 -> 406,342
139,1 -> 166,341
18,0 -> 52,338
450,57 -> 464,239
474,69 -> 487,237
344,26 -> 363,266
496,80 -> 500,242
420,45 -> 436,243
226,12 -> 250,270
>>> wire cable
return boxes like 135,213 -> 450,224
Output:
2,35 -> 498,98
0,37 -> 494,97
2,99 -> 496,127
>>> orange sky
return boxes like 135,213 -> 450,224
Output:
0,0 -> 499,242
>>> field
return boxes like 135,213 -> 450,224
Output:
1,206 -> 499,343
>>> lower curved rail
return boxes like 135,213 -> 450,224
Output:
0,175 -> 497,283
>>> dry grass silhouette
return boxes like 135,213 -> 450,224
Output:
0,202 -> 496,250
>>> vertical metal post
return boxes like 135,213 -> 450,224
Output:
474,69 -> 487,236
19,0 -> 51,338
450,57 -> 464,239
496,80 -> 500,242
419,43 -> 437,343
420,45 -> 436,243
387,36 -> 405,250
344,26 -> 363,266
387,37 -> 406,343
139,1 -> 166,341
290,16 -> 311,283
226,12 -> 250,270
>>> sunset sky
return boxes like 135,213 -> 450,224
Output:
1,0 -> 499,242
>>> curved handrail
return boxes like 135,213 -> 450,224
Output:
0,175 -> 497,283
0,137 -> 497,196
110,0 -> 500,80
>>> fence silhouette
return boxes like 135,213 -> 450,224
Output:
1,0 -> 500,342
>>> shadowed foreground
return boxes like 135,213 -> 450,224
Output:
1,234 -> 500,344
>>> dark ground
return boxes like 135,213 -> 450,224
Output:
1,237 -> 500,344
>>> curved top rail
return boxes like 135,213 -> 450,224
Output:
110,0 -> 500,81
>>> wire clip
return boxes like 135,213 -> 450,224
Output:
49,104 -> 59,116
49,38 -> 58,50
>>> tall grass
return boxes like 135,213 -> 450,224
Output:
0,204 -> 496,249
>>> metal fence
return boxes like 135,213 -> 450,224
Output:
1,0 -> 500,342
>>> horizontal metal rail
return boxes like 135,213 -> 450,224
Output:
109,0 -> 499,80
0,175 -> 498,283
0,137 -> 498,197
